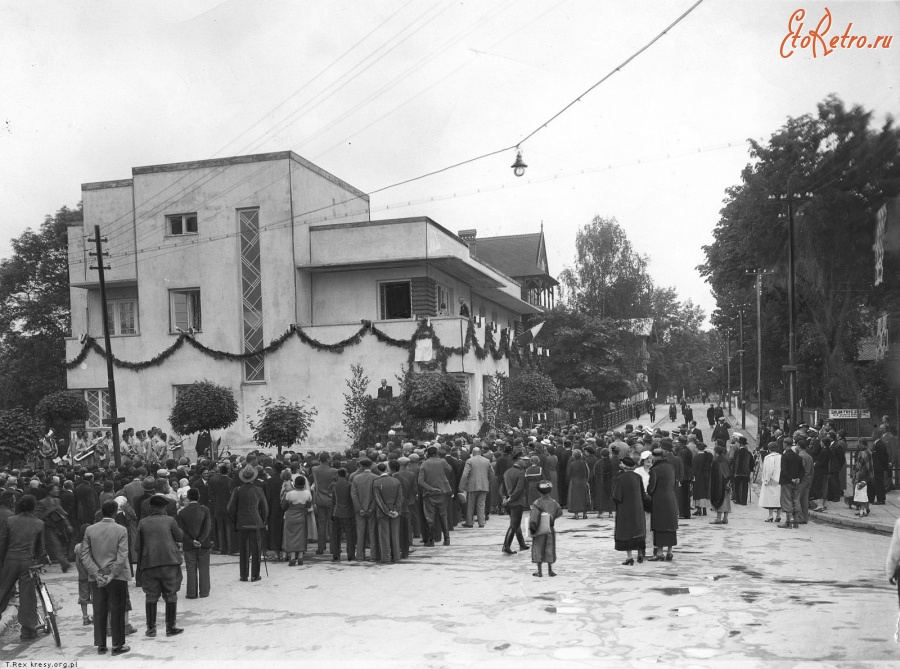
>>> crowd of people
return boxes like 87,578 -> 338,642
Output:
1,406 -> 899,653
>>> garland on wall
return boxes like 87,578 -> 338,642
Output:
64,318 -> 538,373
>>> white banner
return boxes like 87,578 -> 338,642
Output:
827,409 -> 871,420
414,338 -> 434,362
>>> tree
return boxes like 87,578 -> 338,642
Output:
538,305 -> 636,405
559,215 -> 654,318
403,372 -> 462,434
699,96 -> 900,408
248,397 -> 317,455
169,380 -> 239,436
35,390 -> 89,457
0,204 -> 79,412
0,407 -> 43,468
507,370 -> 559,416
342,363 -> 370,445
559,387 -> 596,419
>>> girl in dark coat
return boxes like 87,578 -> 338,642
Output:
691,443 -> 713,516
709,445 -> 733,524
647,450 -> 678,561
613,457 -> 646,565
566,450 -> 591,519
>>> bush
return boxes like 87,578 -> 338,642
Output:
169,380 -> 238,435
404,372 -> 462,432
0,407 -> 43,468
248,397 -> 317,455
35,390 -> 89,427
508,370 -> 559,414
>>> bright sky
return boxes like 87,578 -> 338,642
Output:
2,0 -> 898,324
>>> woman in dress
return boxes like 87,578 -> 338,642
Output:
595,448 -> 615,518
709,444 -> 733,525
528,480 -> 563,577
647,449 -> 678,561
525,456 -> 544,506
566,449 -> 590,519
175,478 -> 191,511
691,442 -> 713,516
613,457 -> 647,565
758,442 -> 783,523
635,450 -> 652,490
282,475 -> 312,566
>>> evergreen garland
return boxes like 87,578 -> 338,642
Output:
64,317 -> 537,372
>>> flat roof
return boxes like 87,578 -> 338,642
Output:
82,151 -> 368,200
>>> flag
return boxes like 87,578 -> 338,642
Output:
515,321 -> 544,347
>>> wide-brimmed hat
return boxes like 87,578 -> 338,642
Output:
141,477 -> 156,492
149,494 -> 169,508
238,465 -> 258,483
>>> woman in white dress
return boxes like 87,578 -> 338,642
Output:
758,442 -> 783,523
635,450 -> 652,489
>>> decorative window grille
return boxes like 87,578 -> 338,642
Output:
84,389 -> 110,429
240,208 -> 265,382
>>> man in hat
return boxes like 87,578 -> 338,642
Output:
0,494 -> 47,642
459,446 -> 492,528
711,417 -> 730,444
135,494 -> 184,637
226,466 -> 268,582
417,447 -> 452,547
500,452 -> 530,555
731,437 -> 753,505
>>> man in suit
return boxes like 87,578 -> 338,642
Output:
80,500 -> 130,655
75,473 -> 100,528
731,437 -> 753,505
329,468 -> 356,561
0,495 -> 47,641
493,445 -> 512,515
177,488 -> 212,599
501,453 -> 530,555
417,446 -> 452,547
391,459 -> 415,558
373,462 -> 404,563
706,404 -> 716,428
444,448 -> 464,529
796,439 -> 815,523
711,417 -> 730,444
688,421 -> 704,445
350,458 -> 378,560
779,438 -> 803,529
209,465 -> 234,555
190,468 -> 212,508
873,435 -> 891,504
226,466 -> 268,582
376,380 -> 393,399
311,452 -> 338,555
135,495 -> 184,637
676,437 -> 694,518
459,447 -> 491,528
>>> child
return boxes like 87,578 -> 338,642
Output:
528,480 -> 563,578
73,523 -> 92,625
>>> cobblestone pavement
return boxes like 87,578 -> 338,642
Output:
2,491 -> 896,667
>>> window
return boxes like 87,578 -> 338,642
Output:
167,213 -> 198,236
84,389 -> 110,430
436,284 -> 452,316
170,289 -> 202,332
379,281 -> 411,320
106,299 -> 137,335
239,208 -> 264,382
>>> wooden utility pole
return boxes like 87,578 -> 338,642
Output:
88,225 -> 125,467
739,308 -> 745,429
746,268 -> 774,437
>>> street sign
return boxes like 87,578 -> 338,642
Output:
827,409 -> 870,420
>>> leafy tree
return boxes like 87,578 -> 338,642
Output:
508,370 -> 559,415
861,358 -> 898,418
559,215 -> 654,318
342,363 -> 370,444
0,407 -> 43,468
0,204 -> 80,412
699,96 -> 900,408
248,396 -> 317,455
35,390 -> 89,457
558,387 -> 595,418
538,305 -> 636,405
404,372 -> 462,434
169,380 -> 238,436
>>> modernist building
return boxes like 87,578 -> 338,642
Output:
66,151 -> 551,449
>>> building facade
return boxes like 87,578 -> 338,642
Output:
66,151 -> 546,449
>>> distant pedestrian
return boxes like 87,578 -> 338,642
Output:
853,439 -> 874,517
691,443 -> 712,516
759,443 -> 783,523
528,481 -> 562,577
779,439 -> 803,529
565,450 -> 590,519
709,444 -> 732,525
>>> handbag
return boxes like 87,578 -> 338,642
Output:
532,512 -> 551,536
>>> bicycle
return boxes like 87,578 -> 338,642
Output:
29,563 -> 61,648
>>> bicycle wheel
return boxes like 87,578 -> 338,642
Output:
39,584 -> 61,648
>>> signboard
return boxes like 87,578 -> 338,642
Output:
827,409 -> 871,420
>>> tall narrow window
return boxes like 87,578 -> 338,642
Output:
240,208 -> 264,382
106,299 -> 138,335
84,389 -> 110,429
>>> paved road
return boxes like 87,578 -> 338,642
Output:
2,494 -> 896,665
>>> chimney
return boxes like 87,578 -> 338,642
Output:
458,229 -> 477,258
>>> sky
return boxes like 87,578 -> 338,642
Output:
2,0 -> 898,325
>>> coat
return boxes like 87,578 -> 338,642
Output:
178,502 -> 213,550
502,465 -> 528,509
647,461 -> 678,533
613,470 -> 646,544
373,475 -> 404,518
566,458 -> 590,513
227,482 -> 268,530
417,458 -> 452,495
135,511 -> 183,570
691,451 -> 713,500
709,455 -> 732,508
75,482 -> 100,527
351,470 -> 378,514
459,454 -> 491,493
758,453 -> 782,508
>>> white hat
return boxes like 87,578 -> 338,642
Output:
640,450 -> 653,461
